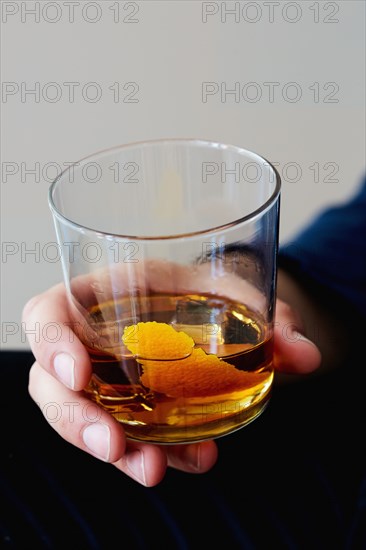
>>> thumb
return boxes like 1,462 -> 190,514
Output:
273,299 -> 322,374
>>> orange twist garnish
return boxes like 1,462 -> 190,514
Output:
122,321 -> 265,398
122,321 -> 194,360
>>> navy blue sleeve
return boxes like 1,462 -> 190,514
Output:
278,176 -> 366,320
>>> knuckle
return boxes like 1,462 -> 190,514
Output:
22,293 -> 43,322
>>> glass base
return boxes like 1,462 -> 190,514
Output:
116,393 -> 271,445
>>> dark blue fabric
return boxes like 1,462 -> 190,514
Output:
278,175 -> 366,550
279,176 -> 366,320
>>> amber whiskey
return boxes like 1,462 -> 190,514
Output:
83,294 -> 274,444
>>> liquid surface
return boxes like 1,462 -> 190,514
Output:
82,294 -> 274,443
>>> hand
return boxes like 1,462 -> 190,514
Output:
23,266 -> 321,487
23,279 -> 219,488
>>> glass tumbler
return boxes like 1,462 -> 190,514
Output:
49,138 -> 281,444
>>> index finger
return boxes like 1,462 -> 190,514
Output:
22,283 -> 92,390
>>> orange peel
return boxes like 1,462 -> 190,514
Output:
122,321 -> 266,398
122,321 -> 194,360
141,348 -> 266,397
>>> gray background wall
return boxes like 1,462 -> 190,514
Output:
1,0 -> 365,349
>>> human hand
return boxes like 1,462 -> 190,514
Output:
24,283 -> 222,488
23,265 -> 321,487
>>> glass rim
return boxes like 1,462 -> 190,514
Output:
48,137 -> 281,241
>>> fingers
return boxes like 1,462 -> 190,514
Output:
113,442 -> 167,487
29,361 -> 166,487
22,284 -> 92,390
29,362 -> 218,486
113,440 -> 218,487
274,299 -> 322,374
29,361 -> 126,462
166,440 -> 218,474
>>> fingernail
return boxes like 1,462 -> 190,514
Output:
185,445 -> 201,471
294,332 -> 317,347
126,450 -> 146,485
54,352 -> 75,389
82,423 -> 111,462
